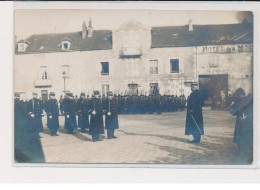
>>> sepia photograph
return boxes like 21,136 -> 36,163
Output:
14,8 -> 254,166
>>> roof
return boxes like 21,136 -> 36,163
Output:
16,21 -> 253,54
17,30 -> 112,53
151,22 -> 253,48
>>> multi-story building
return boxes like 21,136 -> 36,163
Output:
15,18 -> 253,102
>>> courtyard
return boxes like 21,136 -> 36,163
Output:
37,107 -> 249,165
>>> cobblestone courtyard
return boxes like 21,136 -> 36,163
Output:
39,108 -> 245,165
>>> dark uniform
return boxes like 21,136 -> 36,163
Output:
185,84 -> 204,143
76,93 -> 91,133
44,92 -> 60,136
230,88 -> 253,163
61,93 -> 77,134
89,91 -> 105,141
27,93 -> 44,135
16,92 -> 45,163
104,92 -> 119,139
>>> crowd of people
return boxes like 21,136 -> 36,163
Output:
14,86 -> 253,164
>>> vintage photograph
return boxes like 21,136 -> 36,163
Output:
14,9 -> 253,165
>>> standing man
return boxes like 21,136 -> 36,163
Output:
104,91 -> 119,139
44,92 -> 60,136
230,88 -> 253,163
89,91 -> 105,142
27,92 -> 44,138
61,93 -> 77,134
185,83 -> 204,143
76,92 -> 91,133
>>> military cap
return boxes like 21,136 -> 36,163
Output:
107,91 -> 113,96
14,92 -> 20,97
191,82 -> 199,87
235,88 -> 246,96
49,92 -> 55,96
66,92 -> 73,97
93,91 -> 100,95
80,92 -> 86,96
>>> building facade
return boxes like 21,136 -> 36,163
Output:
15,19 -> 253,102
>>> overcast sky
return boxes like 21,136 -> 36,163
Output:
15,9 -> 250,41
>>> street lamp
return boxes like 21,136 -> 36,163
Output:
62,71 -> 67,96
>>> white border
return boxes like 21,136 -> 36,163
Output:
1,1 -> 260,183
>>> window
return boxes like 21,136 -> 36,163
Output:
101,84 -> 110,96
41,90 -> 48,102
101,62 -> 109,75
128,84 -> 138,95
208,55 -> 219,68
63,43 -> 68,49
150,83 -> 159,95
62,65 -> 69,78
149,60 -> 158,74
170,59 -> 179,73
41,66 -> 48,80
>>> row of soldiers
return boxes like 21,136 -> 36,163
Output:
15,91 -> 119,144
59,94 -> 187,115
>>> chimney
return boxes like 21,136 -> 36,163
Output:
82,21 -> 87,39
87,18 -> 93,37
188,18 -> 193,32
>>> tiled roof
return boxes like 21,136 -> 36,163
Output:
16,22 -> 253,53
151,22 -> 253,48
17,30 -> 112,53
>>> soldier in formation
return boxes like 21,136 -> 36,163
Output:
44,92 -> 60,136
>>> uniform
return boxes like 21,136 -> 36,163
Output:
61,93 -> 77,134
185,84 -> 204,143
45,92 -> 60,136
76,93 -> 91,133
27,96 -> 44,134
16,92 -> 45,163
230,89 -> 253,162
89,91 -> 105,141
104,92 -> 119,139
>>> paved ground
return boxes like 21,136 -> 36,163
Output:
39,107 -> 246,165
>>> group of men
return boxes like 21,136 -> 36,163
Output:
14,83 -> 253,163
58,94 -> 187,115
15,91 -> 119,143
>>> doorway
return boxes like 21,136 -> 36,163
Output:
199,74 -> 228,106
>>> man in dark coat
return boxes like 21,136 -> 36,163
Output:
89,91 -> 105,142
76,92 -> 91,133
26,92 -> 44,137
44,92 -> 60,136
185,83 -> 204,143
104,91 -> 119,139
230,88 -> 253,163
61,93 -> 77,134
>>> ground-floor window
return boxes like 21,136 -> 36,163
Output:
150,83 -> 159,95
41,90 -> 48,102
128,83 -> 138,95
101,84 -> 110,96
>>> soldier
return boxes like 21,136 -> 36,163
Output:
104,91 -> 119,139
15,92 -> 45,163
44,92 -> 60,136
61,93 -> 77,134
230,88 -> 253,163
89,91 -> 105,142
76,92 -> 91,133
185,83 -> 204,143
26,92 -> 44,138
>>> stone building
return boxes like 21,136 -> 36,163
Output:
14,18 -> 253,102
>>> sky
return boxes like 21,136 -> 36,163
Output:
15,9 -> 251,41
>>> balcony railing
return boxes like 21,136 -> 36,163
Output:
119,46 -> 142,58
34,79 -> 52,88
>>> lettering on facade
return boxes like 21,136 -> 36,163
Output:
201,44 -> 253,53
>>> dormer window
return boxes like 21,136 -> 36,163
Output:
61,38 -> 72,50
17,40 -> 30,52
